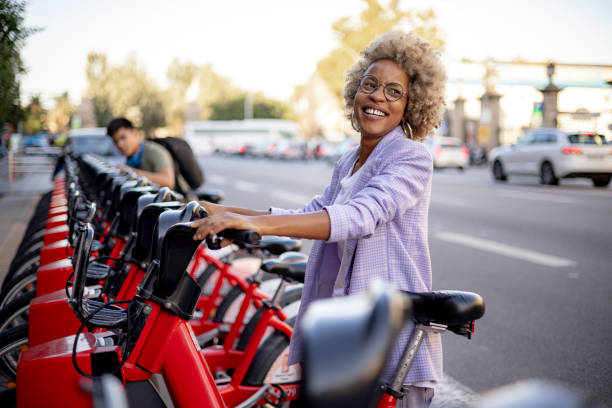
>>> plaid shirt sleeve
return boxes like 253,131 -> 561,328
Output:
324,143 -> 432,242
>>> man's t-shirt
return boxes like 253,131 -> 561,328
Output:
140,140 -> 173,173
139,140 -> 190,192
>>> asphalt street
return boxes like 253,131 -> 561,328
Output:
198,154 -> 612,404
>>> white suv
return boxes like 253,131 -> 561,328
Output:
489,128 -> 612,187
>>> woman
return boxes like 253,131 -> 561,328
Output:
192,31 -> 446,407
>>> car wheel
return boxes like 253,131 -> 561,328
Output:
458,166 -> 465,172
492,160 -> 507,181
540,162 -> 559,185
592,175 -> 611,187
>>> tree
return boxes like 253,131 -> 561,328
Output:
196,64 -> 242,120
85,52 -> 113,127
0,0 -> 39,130
315,0 -> 444,106
85,52 -> 165,135
209,93 -> 289,121
163,58 -> 197,133
22,95 -> 45,135
45,91 -> 75,134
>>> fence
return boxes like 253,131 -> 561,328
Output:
0,149 -> 59,194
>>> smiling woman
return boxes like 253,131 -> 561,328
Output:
192,30 -> 446,408
344,31 -> 447,142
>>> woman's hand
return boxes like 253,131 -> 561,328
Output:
191,212 -> 262,241
198,201 -> 227,216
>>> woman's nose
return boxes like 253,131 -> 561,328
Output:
369,86 -> 386,101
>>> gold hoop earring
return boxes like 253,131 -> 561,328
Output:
401,120 -> 414,139
351,111 -> 360,132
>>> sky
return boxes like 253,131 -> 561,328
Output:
20,0 -> 612,107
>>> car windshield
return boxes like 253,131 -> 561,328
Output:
567,134 -> 608,145
70,135 -> 121,156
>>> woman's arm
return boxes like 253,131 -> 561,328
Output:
191,210 -> 331,241
199,201 -> 269,217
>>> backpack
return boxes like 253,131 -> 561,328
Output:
151,137 -> 204,192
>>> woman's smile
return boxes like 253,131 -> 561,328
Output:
354,59 -> 409,139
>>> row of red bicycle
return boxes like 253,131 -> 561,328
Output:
0,152 -> 485,408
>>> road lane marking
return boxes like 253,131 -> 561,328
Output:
234,181 -> 259,192
431,195 -> 470,207
207,174 -> 229,185
271,190 -> 310,205
498,190 -> 576,204
436,231 -> 576,267
433,374 -> 478,407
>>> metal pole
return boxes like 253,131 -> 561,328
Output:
388,327 -> 426,393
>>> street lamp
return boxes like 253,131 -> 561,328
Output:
547,62 -> 555,84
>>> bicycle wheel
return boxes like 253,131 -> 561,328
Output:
0,290 -> 35,332
15,229 -> 45,255
3,256 -> 40,289
8,243 -> 42,275
0,266 -> 37,309
242,317 -> 298,386
0,324 -> 28,391
196,263 -> 219,296
212,285 -> 244,323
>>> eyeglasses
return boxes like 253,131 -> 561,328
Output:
358,75 -> 407,102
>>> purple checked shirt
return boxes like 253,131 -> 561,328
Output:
270,126 -> 442,384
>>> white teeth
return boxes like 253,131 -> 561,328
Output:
365,108 -> 386,117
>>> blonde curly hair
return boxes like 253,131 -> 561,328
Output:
344,31 -> 446,142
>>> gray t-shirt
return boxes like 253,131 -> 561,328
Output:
139,140 -> 190,193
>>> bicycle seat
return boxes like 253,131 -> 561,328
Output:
301,282 -> 406,408
404,290 -> 485,327
261,252 -> 307,283
248,235 -> 302,255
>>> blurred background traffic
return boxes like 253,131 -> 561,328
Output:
1,0 -> 611,406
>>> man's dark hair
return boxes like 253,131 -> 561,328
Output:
107,117 -> 134,137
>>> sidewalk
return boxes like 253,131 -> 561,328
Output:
0,169 -> 54,284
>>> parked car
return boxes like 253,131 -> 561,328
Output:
66,128 -> 123,164
273,139 -> 304,160
423,136 -> 469,170
488,128 -> 612,187
22,133 -> 50,148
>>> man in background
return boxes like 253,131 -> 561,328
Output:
107,117 -> 177,189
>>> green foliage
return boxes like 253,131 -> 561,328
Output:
209,93 -> 288,120
22,95 -> 45,135
196,64 -> 242,120
164,59 -> 197,131
85,55 -> 290,134
315,0 -> 444,106
0,0 -> 39,129
85,51 -> 165,135
46,91 -> 75,134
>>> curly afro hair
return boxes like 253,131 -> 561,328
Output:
344,31 -> 446,142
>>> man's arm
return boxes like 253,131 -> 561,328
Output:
132,166 -> 175,189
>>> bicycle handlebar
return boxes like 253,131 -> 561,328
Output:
217,229 -> 261,245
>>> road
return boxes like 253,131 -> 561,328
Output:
198,154 -> 612,403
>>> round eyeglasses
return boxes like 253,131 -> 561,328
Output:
358,75 -> 407,102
